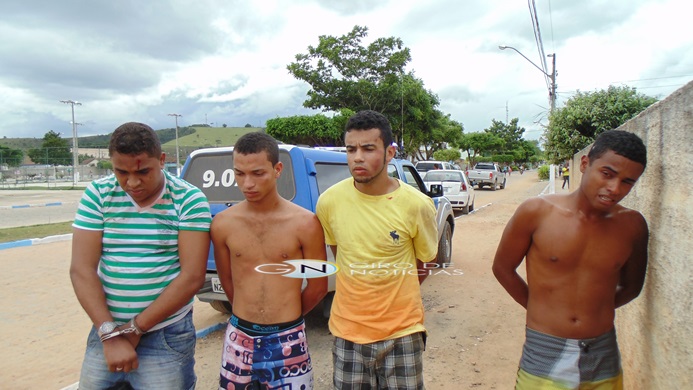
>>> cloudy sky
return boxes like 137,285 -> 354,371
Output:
1,0 -> 690,143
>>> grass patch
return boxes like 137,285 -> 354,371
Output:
0,221 -> 73,243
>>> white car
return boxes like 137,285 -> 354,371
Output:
415,160 -> 456,173
423,169 -> 476,214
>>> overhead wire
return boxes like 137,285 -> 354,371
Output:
528,0 -> 551,99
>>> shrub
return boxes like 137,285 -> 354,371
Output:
538,165 -> 550,180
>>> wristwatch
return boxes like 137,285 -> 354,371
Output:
97,321 -> 118,339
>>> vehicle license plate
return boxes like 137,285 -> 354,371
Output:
211,277 -> 225,293
443,186 -> 451,192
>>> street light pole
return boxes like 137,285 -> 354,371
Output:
498,45 -> 556,112
168,113 -> 182,176
60,100 -> 82,185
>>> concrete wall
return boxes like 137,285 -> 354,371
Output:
570,81 -> 693,389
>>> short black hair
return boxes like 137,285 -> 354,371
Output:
588,130 -> 647,168
109,122 -> 161,157
234,132 -> 279,166
345,110 -> 394,148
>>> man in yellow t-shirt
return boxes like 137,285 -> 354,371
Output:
316,110 -> 438,389
562,165 -> 570,189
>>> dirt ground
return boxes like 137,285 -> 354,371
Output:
194,170 -> 551,389
0,170 -> 555,389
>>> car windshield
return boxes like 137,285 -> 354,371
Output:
424,172 -> 461,182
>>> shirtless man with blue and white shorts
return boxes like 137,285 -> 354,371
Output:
211,132 -> 327,389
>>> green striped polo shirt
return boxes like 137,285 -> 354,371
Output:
73,170 -> 211,331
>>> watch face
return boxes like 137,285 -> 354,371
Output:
98,322 -> 118,335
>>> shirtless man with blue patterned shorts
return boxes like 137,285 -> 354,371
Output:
211,132 -> 328,389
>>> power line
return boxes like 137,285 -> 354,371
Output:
610,74 -> 693,83
528,0 -> 551,91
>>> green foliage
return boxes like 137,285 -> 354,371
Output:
244,123 -> 252,128
513,139 -> 542,164
0,145 -> 24,167
27,130 -> 72,166
266,113 -> 345,146
432,148 -> 461,162
457,132 -> 504,167
492,154 -> 515,163
537,165 -> 550,180
156,127 -> 196,144
288,25 -> 410,117
288,25 -> 453,158
544,85 -> 657,163
97,160 -> 113,170
78,134 -> 112,148
484,118 -> 525,153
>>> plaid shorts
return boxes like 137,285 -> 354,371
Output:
333,332 -> 425,389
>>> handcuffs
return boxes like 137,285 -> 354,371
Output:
99,316 -> 145,342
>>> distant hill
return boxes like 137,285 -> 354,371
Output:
164,127 -> 262,148
0,126 -> 263,151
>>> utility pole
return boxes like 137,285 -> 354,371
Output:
548,53 -> 556,112
168,113 -> 182,176
60,100 -> 82,185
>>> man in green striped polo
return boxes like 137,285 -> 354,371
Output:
70,122 -> 212,389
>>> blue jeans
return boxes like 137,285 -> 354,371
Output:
78,310 -> 196,390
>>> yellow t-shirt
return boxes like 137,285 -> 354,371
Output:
562,167 -> 570,176
316,178 -> 438,344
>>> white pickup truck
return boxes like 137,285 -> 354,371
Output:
466,162 -> 506,191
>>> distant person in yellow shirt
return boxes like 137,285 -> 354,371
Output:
316,110 -> 438,389
562,165 -> 570,189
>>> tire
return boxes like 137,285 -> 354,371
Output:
436,222 -> 453,265
477,184 -> 484,190
209,300 -> 232,314
500,179 -> 506,189
462,203 -> 470,215
491,180 -> 497,191
469,200 -> 475,212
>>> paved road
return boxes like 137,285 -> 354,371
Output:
0,190 -> 84,229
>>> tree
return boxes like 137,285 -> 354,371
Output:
544,85 -> 657,162
266,112 -> 347,146
288,25 -> 410,117
288,25 -> 461,159
244,123 -> 252,128
432,148 -> 461,162
27,130 -> 72,165
97,160 -> 113,170
0,145 -> 24,167
457,132 -> 504,168
514,139 -> 541,164
484,118 -> 525,153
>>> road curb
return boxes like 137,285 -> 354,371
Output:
0,201 -> 72,209
0,234 -> 73,251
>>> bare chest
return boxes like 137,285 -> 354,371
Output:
226,217 -> 304,266
530,214 -> 634,272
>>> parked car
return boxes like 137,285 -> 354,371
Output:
466,162 -> 506,190
415,160 -> 456,173
423,169 -> 475,214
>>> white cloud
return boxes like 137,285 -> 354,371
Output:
0,0 -> 690,142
